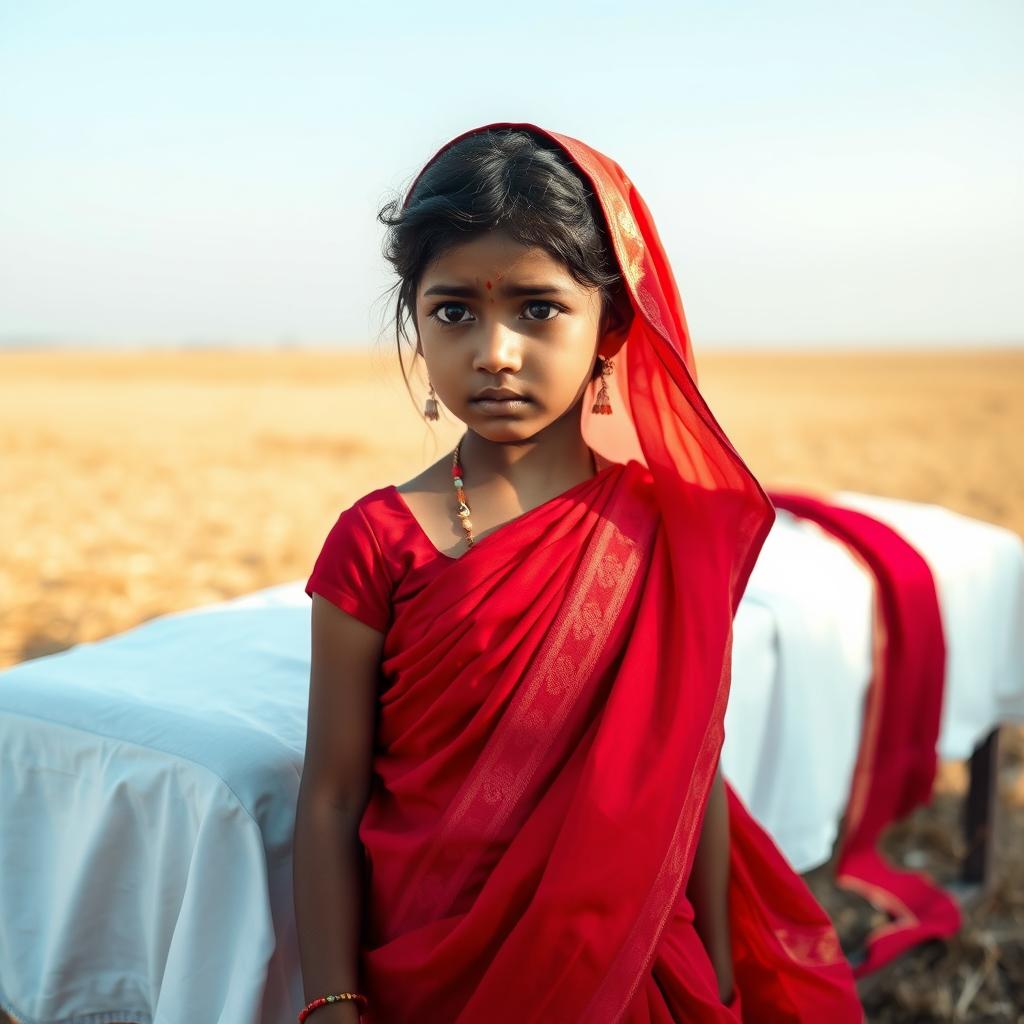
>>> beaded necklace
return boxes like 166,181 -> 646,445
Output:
451,435 -> 474,548
451,435 -> 606,551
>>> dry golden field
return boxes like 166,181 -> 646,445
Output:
0,346 -> 1021,1021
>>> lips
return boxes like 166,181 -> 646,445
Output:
472,388 -> 528,401
470,392 -> 532,415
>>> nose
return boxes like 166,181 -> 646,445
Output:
471,317 -> 523,375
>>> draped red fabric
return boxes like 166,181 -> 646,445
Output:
767,491 -> 962,976
353,123 -> 863,1022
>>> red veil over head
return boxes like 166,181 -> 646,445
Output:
404,122 -> 774,621
364,123 -> 863,1022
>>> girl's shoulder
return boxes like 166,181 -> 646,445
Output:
345,483 -> 402,531
304,486 -> 401,634
320,485 -> 397,560
304,480 -> 443,634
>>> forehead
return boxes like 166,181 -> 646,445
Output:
419,231 -> 580,290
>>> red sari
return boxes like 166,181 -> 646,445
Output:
307,123 -> 864,1022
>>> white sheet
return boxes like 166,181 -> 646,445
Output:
1,496 -> 1021,1024
0,601 -> 310,1024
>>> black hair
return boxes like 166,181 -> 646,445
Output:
376,127 -> 626,407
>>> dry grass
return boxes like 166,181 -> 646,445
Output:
1,345 -> 1021,1021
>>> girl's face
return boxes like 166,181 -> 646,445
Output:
415,230 -> 612,443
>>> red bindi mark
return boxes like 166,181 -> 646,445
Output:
485,280 -> 492,290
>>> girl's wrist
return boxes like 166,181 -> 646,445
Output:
302,1003 -> 362,1023
299,996 -> 365,1023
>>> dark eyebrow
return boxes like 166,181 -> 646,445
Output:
422,282 -> 572,299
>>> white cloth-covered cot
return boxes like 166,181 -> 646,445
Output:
723,492 -> 1024,870
1,493 -> 1021,1024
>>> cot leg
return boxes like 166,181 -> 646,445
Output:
958,726 -> 1000,897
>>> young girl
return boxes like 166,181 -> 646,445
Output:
292,123 -> 865,1024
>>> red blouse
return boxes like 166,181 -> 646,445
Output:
305,486 -> 454,635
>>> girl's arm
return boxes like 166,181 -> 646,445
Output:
687,763 -> 735,1004
293,594 -> 384,1022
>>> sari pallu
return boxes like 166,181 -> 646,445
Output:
355,459 -> 860,1023
767,491 -> 962,976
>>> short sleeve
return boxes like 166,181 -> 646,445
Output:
305,501 -> 392,633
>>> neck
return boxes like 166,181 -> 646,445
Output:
458,404 -> 598,493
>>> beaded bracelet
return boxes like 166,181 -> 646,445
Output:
298,991 -> 368,1022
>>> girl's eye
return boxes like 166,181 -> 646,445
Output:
428,300 -> 564,326
522,301 -> 561,321
431,302 -> 476,326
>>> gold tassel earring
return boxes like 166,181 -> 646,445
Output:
591,357 -> 614,415
423,380 -> 440,421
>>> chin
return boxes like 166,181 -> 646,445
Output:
471,425 -> 535,444
463,415 -> 541,445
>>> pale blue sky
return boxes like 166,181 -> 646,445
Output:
1,1 -> 1021,349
